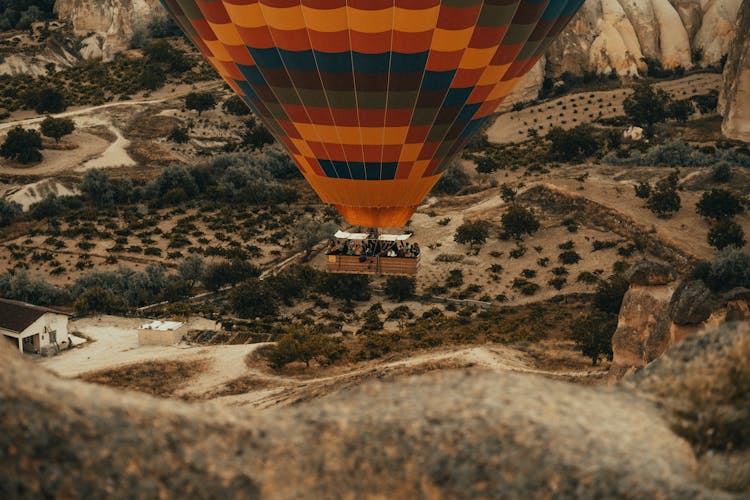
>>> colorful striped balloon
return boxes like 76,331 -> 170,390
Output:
161,0 -> 584,227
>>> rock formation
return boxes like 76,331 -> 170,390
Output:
546,0 -> 741,77
54,0 -> 166,58
610,261 -> 678,379
719,0 -> 750,141
1,320 -> 749,497
610,259 -> 750,379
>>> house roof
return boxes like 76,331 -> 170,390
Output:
0,298 -> 69,334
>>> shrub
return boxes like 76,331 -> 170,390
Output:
201,260 -> 260,291
23,87 -> 66,114
696,189 -> 745,220
167,126 -> 189,143
433,163 -> 470,195
512,278 -> 540,296
222,95 -> 252,116
711,161 -> 733,183
384,276 -> 416,302
80,169 -> 115,207
546,124 -> 602,162
261,324 -> 346,369
548,277 -> 567,290
647,171 -> 681,217
634,182 -> 651,199
0,199 -> 22,227
558,250 -> 581,265
696,248 -> 750,292
319,273 -> 371,301
445,269 -> 464,288
0,270 -> 69,306
231,278 -> 279,318
185,92 -> 217,115
707,219 -> 746,250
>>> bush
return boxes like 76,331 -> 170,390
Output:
546,125 -> 602,162
75,286 -> 128,314
512,278 -> 540,296
167,126 -> 189,143
222,95 -> 252,116
201,260 -> 260,291
711,161 -> 733,183
185,92 -> 217,115
454,219 -> 490,247
696,189 -> 745,220
697,248 -> 750,292
558,250 -> 581,265
384,276 -> 416,302
634,181 -> 651,199
80,169 -> 114,207
231,278 -> 279,318
72,265 -> 167,308
261,324 -> 346,369
23,87 -> 66,114
433,163 -> 470,195
319,273 -> 371,301
0,270 -> 69,306
647,171 -> 681,217
0,126 -> 42,163
445,269 -> 464,288
0,199 -> 22,227
708,219 -> 746,250
501,204 -> 539,241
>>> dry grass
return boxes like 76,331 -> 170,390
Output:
203,375 -> 280,398
79,358 -> 209,398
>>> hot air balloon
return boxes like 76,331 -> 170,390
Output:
160,0 -> 583,229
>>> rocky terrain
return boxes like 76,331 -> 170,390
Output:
719,0 -> 750,141
1,321 -> 748,497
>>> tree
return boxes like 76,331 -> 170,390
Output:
40,116 -> 75,143
696,189 -> 745,220
185,92 -> 217,115
319,273 -> 371,301
295,218 -> 337,260
0,199 -> 22,227
433,163 -> 470,195
201,260 -> 260,291
80,169 -> 114,207
500,183 -> 516,202
24,87 -> 66,114
570,310 -> 617,366
167,126 -> 189,143
260,324 -> 346,369
231,278 -> 279,318
634,181 -> 651,199
454,219 -> 490,247
667,99 -> 693,122
593,274 -> 629,314
222,95 -> 252,116
501,203 -> 539,241
546,125 -> 601,162
178,255 -> 204,288
647,171 -> 681,217
0,126 -> 42,163
708,219 -> 746,250
384,276 -> 416,302
623,83 -> 671,136
75,286 -> 128,314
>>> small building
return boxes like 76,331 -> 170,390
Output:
0,298 -> 71,355
138,320 -> 186,346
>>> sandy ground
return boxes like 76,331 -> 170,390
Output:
40,316 -> 265,400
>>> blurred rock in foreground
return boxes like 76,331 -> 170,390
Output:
0,322 -> 748,498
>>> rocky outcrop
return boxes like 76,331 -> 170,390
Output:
1,322 -> 749,497
719,0 -> 750,141
611,260 -> 750,379
610,262 -> 678,379
54,0 -> 166,57
546,0 -> 741,77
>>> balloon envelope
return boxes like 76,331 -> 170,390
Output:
161,0 -> 584,227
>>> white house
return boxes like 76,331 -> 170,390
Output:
0,298 -> 70,355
